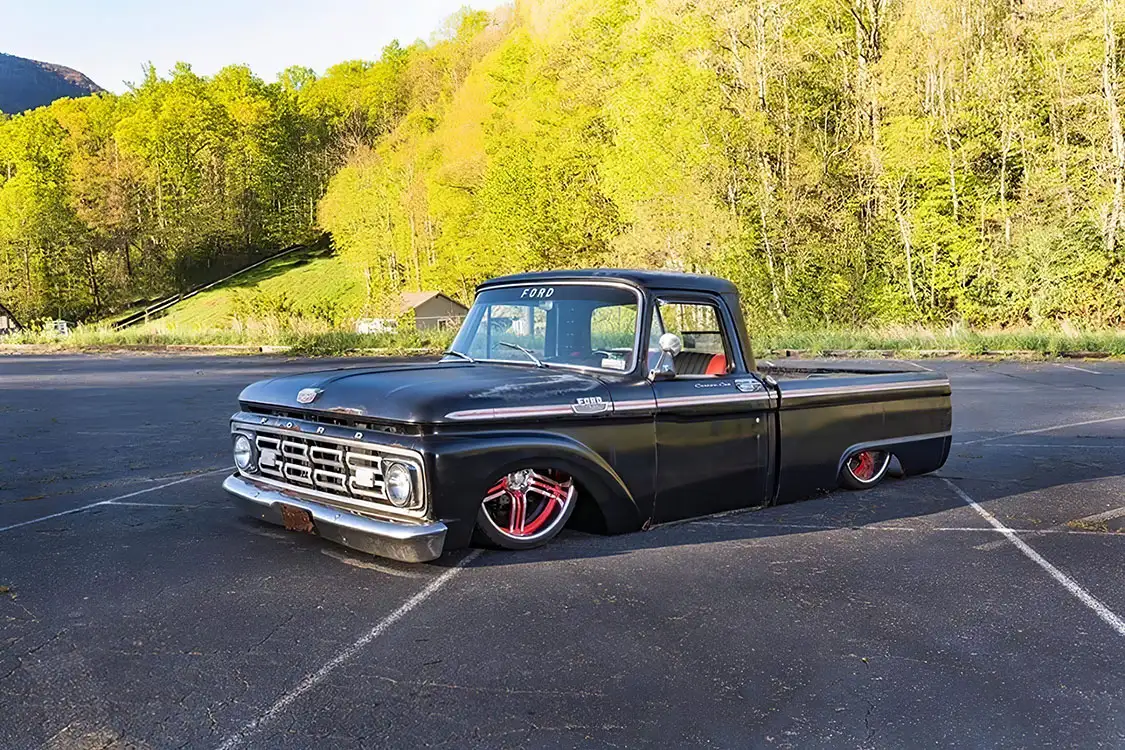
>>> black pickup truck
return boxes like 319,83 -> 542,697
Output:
224,270 -> 951,562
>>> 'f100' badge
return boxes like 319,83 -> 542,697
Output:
572,396 -> 609,414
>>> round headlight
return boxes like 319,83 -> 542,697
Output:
233,434 -> 254,471
384,462 -> 414,507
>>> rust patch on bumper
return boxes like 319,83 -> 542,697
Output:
280,504 -> 315,533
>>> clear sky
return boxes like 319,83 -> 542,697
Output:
0,0 -> 497,93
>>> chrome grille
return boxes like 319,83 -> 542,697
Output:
251,429 -> 410,509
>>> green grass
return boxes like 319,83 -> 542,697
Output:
4,322 -> 1124,359
2,325 -> 267,348
156,246 -> 365,329
752,325 -> 1125,358
1,320 -> 457,355
101,302 -> 161,326
284,329 -> 457,356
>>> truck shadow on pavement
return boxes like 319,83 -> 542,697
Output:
463,444 -> 1125,568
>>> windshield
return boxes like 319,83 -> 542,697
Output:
448,284 -> 640,373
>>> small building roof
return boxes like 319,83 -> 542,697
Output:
397,291 -> 467,314
0,299 -> 20,329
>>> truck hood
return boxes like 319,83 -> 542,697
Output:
238,361 -> 613,424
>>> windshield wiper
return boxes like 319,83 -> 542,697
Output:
441,349 -> 475,363
498,341 -> 546,367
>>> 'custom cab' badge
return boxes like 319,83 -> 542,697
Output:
296,388 -> 323,404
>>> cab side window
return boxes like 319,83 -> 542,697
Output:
651,300 -> 732,376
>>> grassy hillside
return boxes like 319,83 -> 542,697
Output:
157,247 -> 365,330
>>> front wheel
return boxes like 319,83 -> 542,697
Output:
840,450 -> 892,490
476,468 -> 577,550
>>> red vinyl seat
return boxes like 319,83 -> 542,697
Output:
704,353 -> 728,375
671,351 -> 729,376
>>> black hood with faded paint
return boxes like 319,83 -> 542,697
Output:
238,361 -> 612,423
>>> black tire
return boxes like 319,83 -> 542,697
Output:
475,468 -> 578,551
840,449 -> 892,490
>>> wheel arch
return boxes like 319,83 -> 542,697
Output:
835,432 -> 952,478
430,431 -> 644,538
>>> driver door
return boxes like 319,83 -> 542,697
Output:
649,294 -> 773,522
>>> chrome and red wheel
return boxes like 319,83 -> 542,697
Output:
840,449 -> 892,489
476,468 -> 577,550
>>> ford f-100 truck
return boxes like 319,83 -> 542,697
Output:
224,269 -> 952,562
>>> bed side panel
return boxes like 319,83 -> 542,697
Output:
774,374 -> 952,502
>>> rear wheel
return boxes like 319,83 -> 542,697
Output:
476,468 -> 577,550
840,450 -> 891,490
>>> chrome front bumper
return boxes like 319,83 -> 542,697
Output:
223,474 -> 447,563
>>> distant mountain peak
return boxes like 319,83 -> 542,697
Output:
0,52 -> 103,114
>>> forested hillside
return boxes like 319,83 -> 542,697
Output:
0,53 -> 103,115
3,0 -> 1125,330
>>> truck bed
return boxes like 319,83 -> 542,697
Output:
756,358 -> 952,502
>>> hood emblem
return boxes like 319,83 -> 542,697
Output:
296,388 -> 323,404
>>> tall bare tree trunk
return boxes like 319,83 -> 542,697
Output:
753,1 -> 768,109
893,179 -> 918,305
409,213 -> 420,291
849,0 -> 886,229
155,168 -> 166,230
1103,0 -> 1125,254
930,244 -> 938,310
939,66 -> 960,222
759,201 -> 785,319
1000,116 -> 1013,251
1049,60 -> 1075,218
386,209 -> 398,285
758,157 -> 785,320
23,244 -> 32,300
86,249 -> 102,312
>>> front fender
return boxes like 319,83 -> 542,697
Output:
426,430 -> 644,550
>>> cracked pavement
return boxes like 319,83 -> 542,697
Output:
1,355 -> 1125,748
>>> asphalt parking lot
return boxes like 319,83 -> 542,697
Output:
1,354 -> 1124,749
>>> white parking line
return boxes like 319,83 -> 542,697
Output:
942,478 -> 1125,638
957,414 -> 1125,446
106,501 -> 217,508
986,443 -> 1120,449
214,548 -> 483,750
1071,506 -> 1125,525
692,520 -> 1123,537
1055,363 -> 1100,375
0,469 -> 228,534
975,505 -> 1125,551
693,520 -> 966,532
0,501 -> 112,534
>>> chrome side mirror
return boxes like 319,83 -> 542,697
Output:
659,332 -> 683,356
649,333 -> 682,381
